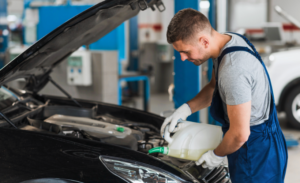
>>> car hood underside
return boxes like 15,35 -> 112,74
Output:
0,0 -> 142,92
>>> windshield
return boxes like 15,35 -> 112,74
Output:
0,87 -> 18,111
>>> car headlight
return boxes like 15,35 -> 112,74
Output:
100,155 -> 188,183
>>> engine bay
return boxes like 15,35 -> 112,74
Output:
0,92 -> 231,183
16,104 -> 165,152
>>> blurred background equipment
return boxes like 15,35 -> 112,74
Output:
0,0 -> 9,68
67,50 -> 92,86
7,0 -> 124,105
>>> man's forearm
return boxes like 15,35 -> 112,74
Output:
214,102 -> 251,157
187,82 -> 215,113
213,130 -> 248,156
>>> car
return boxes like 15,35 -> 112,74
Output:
0,0 -> 231,182
265,49 -> 300,130
262,6 -> 300,130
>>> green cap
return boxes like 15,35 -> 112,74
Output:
116,127 -> 124,132
148,147 -> 169,154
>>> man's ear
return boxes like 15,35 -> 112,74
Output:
199,36 -> 209,48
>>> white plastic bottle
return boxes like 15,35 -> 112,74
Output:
149,121 -> 223,161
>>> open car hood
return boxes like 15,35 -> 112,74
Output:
0,0 -> 164,92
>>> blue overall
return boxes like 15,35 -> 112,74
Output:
210,33 -> 288,183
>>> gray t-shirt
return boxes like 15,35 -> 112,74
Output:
213,33 -> 271,126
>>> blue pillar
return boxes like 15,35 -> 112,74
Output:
126,16 -> 139,94
0,0 -> 7,17
173,0 -> 201,122
207,0 -> 215,82
207,0 -> 220,125
128,16 -> 139,72
0,0 -> 8,68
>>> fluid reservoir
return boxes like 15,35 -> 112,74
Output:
149,121 -> 223,161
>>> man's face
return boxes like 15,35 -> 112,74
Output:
173,37 -> 211,66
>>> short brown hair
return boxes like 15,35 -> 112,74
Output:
167,8 -> 212,44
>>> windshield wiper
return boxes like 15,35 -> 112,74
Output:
0,111 -> 18,129
49,77 -> 82,108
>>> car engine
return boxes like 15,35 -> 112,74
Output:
15,103 -> 230,183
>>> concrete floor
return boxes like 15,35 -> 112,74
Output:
126,93 -> 300,183
278,112 -> 300,183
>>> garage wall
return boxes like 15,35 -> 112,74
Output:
7,0 -> 23,17
228,0 -> 267,31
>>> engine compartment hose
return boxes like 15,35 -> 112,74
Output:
148,147 -> 169,154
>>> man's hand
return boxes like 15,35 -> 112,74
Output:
160,103 -> 192,137
195,150 -> 225,169
160,70 -> 216,137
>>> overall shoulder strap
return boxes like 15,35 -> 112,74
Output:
216,46 -> 255,80
227,32 -> 260,58
221,32 -> 277,108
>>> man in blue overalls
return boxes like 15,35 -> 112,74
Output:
161,9 -> 288,182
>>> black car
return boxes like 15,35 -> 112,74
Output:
0,0 -> 231,182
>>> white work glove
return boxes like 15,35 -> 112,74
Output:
195,150 -> 225,169
160,103 -> 192,137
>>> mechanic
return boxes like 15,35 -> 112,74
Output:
161,8 -> 288,183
